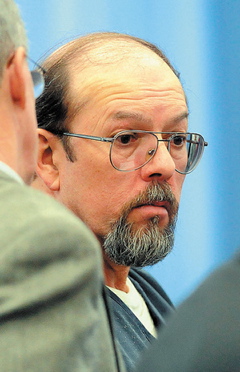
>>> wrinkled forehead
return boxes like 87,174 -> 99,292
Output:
66,43 -> 185,117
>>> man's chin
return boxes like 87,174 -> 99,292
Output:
103,210 -> 177,268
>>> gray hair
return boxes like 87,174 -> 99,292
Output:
0,0 -> 28,80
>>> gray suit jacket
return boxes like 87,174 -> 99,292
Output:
0,171 -> 123,372
137,252 -> 240,372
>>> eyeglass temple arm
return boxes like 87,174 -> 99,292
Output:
188,140 -> 208,146
27,56 -> 46,74
62,132 -> 113,143
187,140 -> 208,146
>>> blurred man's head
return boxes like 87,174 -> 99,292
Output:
0,0 -> 27,79
0,0 -> 44,184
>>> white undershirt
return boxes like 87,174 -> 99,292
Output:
108,277 -> 157,337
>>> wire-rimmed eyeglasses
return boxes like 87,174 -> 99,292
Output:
28,57 -> 45,99
56,130 -> 208,174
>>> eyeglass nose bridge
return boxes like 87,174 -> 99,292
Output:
157,137 -> 171,147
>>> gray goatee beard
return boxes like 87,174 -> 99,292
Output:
103,183 -> 179,268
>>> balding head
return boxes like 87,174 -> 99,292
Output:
35,31 -> 189,269
36,32 -> 180,138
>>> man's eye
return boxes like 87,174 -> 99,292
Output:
172,135 -> 186,146
117,133 -> 137,145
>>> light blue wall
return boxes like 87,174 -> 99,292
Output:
16,0 -> 240,304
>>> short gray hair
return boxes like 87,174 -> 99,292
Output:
0,0 -> 28,79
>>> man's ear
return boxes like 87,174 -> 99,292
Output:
8,47 -> 31,109
36,129 -> 62,192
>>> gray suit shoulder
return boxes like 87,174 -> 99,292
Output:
0,175 -> 120,372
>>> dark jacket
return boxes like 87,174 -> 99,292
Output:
107,267 -> 174,372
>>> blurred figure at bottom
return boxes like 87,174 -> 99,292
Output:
136,252 -> 240,372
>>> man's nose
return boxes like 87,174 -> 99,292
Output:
140,141 -> 176,182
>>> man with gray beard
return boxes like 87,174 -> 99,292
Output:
33,32 -> 207,371
104,183 -> 178,267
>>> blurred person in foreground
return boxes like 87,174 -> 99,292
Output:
0,2 -> 122,371
136,251 -> 240,371
34,32 -> 207,371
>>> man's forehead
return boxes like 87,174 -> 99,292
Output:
62,37 -> 174,81
64,41 -> 184,121
68,52 -> 181,102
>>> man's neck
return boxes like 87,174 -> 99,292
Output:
0,161 -> 23,184
103,253 -> 130,293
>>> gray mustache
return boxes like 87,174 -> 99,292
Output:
121,182 -> 179,221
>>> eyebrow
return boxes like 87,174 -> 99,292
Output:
113,110 -> 189,124
113,111 -> 152,123
172,112 -> 189,123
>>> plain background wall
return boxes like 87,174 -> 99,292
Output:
16,0 -> 240,305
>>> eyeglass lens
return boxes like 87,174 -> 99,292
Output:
31,70 -> 45,99
110,131 -> 204,174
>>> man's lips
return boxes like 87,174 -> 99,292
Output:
128,201 -> 170,225
134,201 -> 170,211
